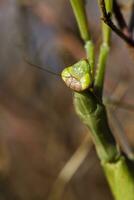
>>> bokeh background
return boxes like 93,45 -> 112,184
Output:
0,0 -> 134,199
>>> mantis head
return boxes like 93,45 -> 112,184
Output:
61,60 -> 93,92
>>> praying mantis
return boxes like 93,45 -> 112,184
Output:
25,0 -> 134,199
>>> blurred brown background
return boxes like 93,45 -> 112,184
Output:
0,0 -> 133,199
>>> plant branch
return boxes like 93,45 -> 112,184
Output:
99,0 -> 134,46
94,0 -> 113,99
47,135 -> 93,200
104,97 -> 134,112
113,0 -> 129,34
129,3 -> 134,33
108,108 -> 134,161
70,0 -> 95,76
70,0 -> 90,42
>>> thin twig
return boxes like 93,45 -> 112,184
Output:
47,135 -> 93,200
104,97 -> 134,112
99,0 -> 134,46
129,2 -> 134,33
108,109 -> 134,160
106,81 -> 134,160
113,0 -> 131,37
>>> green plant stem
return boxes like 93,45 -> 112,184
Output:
70,0 -> 90,42
95,0 -> 113,99
94,43 -> 109,99
70,0 -> 95,75
101,0 -> 113,44
85,40 -> 95,76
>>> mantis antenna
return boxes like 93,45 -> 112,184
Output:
25,58 -> 61,77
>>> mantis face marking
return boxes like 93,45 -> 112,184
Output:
61,60 -> 93,92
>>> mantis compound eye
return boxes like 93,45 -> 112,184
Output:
61,60 -> 93,92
